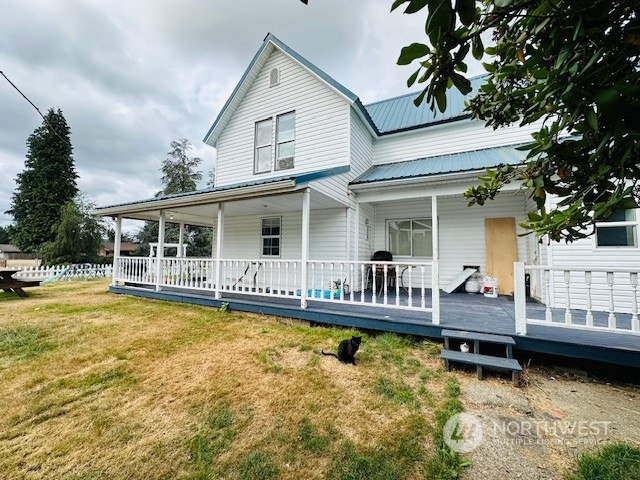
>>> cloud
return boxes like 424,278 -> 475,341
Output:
0,0 -> 475,229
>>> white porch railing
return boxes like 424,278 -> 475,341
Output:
514,263 -> 640,335
113,256 -> 438,318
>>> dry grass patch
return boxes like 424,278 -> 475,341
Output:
0,280 -> 464,479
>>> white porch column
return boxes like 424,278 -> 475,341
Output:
354,202 -> 360,291
431,195 -> 440,325
300,188 -> 311,309
178,223 -> 185,258
155,210 -> 166,292
112,216 -> 122,286
214,203 -> 224,299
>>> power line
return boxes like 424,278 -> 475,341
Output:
0,70 -> 71,145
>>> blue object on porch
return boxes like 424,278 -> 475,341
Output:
295,288 -> 342,299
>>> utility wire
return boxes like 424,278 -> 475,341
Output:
0,70 -> 71,145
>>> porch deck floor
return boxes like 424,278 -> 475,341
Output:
111,284 -> 640,368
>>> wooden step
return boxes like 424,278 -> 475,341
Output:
441,329 -> 515,345
440,349 -> 522,386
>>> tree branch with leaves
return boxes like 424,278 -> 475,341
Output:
394,0 -> 640,242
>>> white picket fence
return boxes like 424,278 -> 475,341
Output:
13,264 -> 113,282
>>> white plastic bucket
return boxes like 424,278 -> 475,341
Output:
483,276 -> 498,298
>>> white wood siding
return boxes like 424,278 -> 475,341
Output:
372,192 -> 529,289
221,208 -> 347,261
372,119 -> 542,165
312,107 -> 375,205
215,50 -> 350,187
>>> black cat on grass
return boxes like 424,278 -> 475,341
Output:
322,336 -> 361,365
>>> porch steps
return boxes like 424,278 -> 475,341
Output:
440,329 -> 522,386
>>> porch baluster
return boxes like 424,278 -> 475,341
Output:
321,263 -> 326,298
270,261 -> 275,295
339,263 -> 345,301
372,262 -> 377,305
262,261 -> 267,293
419,266 -> 424,309
585,271 -> 593,327
383,265 -> 388,305
544,270 -> 553,322
349,264 -> 354,303
407,266 -> 412,308
607,272 -> 616,329
330,263 -> 335,301
277,262 -> 282,295
360,264 -> 365,303
631,272 -> 639,333
563,270 -> 572,324
311,263 -> 316,296
284,262 -> 289,296
395,266 -> 400,307
293,262 -> 297,297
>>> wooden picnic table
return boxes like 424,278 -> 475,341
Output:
0,268 -> 41,298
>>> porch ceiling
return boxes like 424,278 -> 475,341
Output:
104,188 -> 345,226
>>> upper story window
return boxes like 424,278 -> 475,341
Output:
254,112 -> 295,174
387,219 -> 433,257
254,119 -> 273,173
276,112 -> 295,170
595,209 -> 637,247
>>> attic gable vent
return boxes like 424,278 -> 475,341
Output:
269,68 -> 280,87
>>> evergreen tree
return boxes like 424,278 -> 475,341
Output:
135,139 -> 212,257
159,138 -> 202,195
7,108 -> 78,251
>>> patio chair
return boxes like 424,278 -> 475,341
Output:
368,250 -> 396,293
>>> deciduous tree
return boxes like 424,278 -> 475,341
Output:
41,195 -> 106,264
393,0 -> 640,241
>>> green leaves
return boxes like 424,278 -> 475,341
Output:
396,0 -> 640,242
455,0 -> 476,26
397,43 -> 430,65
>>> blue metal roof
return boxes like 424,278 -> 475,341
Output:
364,76 -> 486,134
350,145 -> 527,185
96,165 -> 349,211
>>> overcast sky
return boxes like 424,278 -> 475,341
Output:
0,0 -> 483,232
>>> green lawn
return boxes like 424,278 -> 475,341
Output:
0,280 -> 466,479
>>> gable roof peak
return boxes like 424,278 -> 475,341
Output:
203,33 -> 377,147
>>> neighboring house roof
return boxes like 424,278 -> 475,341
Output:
103,242 -> 138,252
0,244 -> 21,253
94,165 -> 350,215
203,33 -> 378,145
350,145 -> 528,186
364,76 -> 485,135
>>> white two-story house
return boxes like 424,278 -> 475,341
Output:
96,33 -> 639,347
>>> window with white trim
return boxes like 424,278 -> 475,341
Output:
595,209 -> 637,247
387,219 -> 433,257
253,112 -> 295,174
261,217 -> 281,257
254,118 -> 273,173
276,112 -> 295,170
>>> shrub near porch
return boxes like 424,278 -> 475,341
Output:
0,280 -> 464,479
